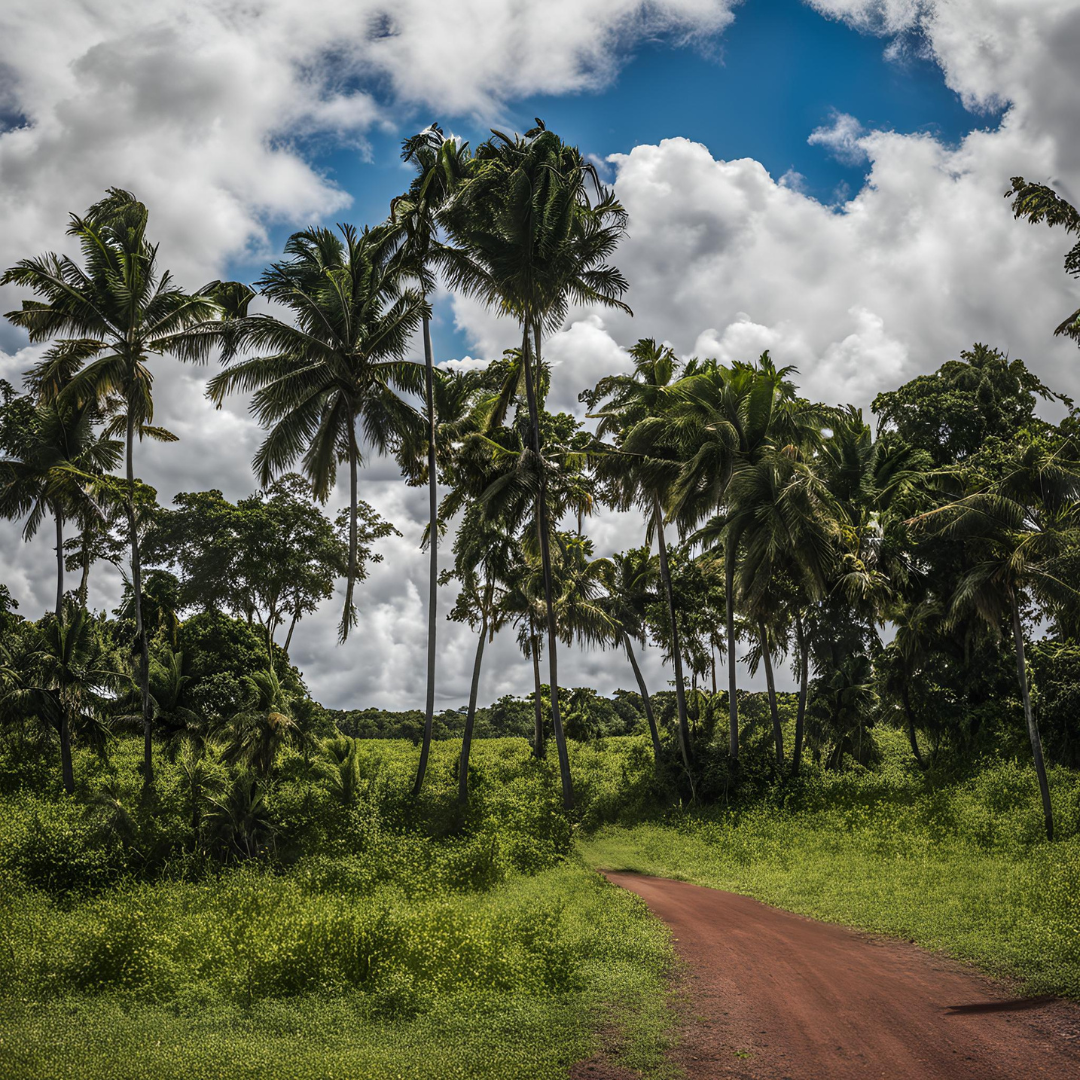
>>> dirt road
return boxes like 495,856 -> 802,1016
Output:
602,871 -> 1080,1079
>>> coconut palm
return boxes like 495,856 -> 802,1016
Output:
208,224 -> 426,643
670,352 -> 824,762
0,392 -> 120,620
2,189 -> 223,786
387,126 -> 478,799
446,121 -> 630,809
696,446 -> 836,767
0,602 -> 124,793
599,548 -> 664,765
586,339 -> 693,770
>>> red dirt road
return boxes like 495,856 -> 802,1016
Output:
602,871 -> 1080,1080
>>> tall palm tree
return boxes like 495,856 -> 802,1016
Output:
670,352 -> 822,762
388,125 -> 478,798
599,548 -> 664,765
913,440 -> 1080,840
586,339 -> 693,770
702,446 -> 835,768
2,189 -> 222,786
208,225 -> 426,643
446,121 -> 630,809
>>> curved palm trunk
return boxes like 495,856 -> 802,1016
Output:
624,631 -> 662,766
899,682 -> 927,770
413,315 -> 440,798
759,620 -> 783,767
58,698 -> 75,795
793,611 -> 808,773
54,508 -> 64,621
524,323 -> 573,809
654,500 -> 692,771
458,593 -> 490,805
725,532 -> 739,761
1011,598 -> 1053,840
126,413 -> 153,788
531,631 -> 544,757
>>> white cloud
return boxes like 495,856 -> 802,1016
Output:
808,111 -> 870,165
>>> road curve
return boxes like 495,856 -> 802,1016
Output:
602,871 -> 1080,1080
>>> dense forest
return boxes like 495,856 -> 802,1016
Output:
1,123 -> 1080,1078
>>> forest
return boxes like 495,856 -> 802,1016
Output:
1,122 -> 1080,1078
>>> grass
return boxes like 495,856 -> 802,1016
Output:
0,737 -> 677,1080
581,730 -> 1080,997
4,724 -> 1080,1078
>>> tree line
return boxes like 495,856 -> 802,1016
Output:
1,120 -> 1079,836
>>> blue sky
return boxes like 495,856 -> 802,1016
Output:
234,0 -> 998,366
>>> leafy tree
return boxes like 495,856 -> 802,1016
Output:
2,189 -> 223,786
915,439 -> 1080,839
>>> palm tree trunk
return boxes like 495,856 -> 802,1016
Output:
126,412 -> 152,788
342,429 -> 360,638
793,611 -> 808,773
759,620 -> 784,767
458,592 -> 490,805
531,631 -> 544,757
1011,598 -> 1053,840
78,527 -> 91,608
654,499 -> 692,771
54,508 -> 64,621
725,532 -> 739,761
413,314 -> 439,799
624,631 -> 662,766
523,321 -> 572,809
59,702 -> 75,795
899,682 -> 927,770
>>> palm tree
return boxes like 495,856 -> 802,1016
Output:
0,391 -> 120,621
670,353 -> 823,762
388,125 -> 478,799
221,668 -> 301,777
599,548 -> 664,765
2,189 -> 222,786
0,602 -> 124,793
1007,177 -> 1080,346
699,446 -> 835,768
586,339 -> 693,771
208,224 -> 426,643
446,121 -> 630,809
445,503 -> 518,804
913,440 -> 1080,840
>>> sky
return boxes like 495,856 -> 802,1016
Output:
1,0 -> 1079,710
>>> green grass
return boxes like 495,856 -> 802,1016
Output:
581,731 -> 1080,997
0,737 -> 677,1080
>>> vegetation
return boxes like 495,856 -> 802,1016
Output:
2,128 -> 1080,1076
